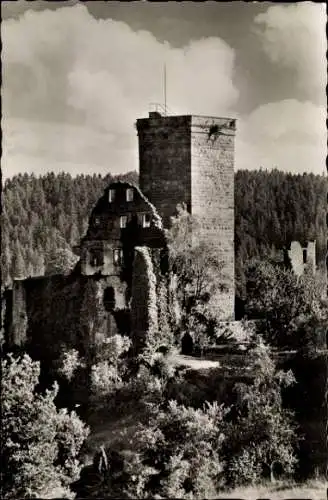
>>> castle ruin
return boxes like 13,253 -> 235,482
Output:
4,111 -> 237,359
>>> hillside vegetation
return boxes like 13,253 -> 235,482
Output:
2,168 -> 327,498
1,169 -> 326,292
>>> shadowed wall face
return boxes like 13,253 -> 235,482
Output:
137,114 -> 192,227
8,275 -> 130,359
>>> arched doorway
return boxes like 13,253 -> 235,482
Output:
181,332 -> 194,356
103,286 -> 115,312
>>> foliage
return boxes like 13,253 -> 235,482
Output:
1,353 -> 89,499
90,335 -> 131,399
90,361 -> 123,399
223,338 -> 298,486
75,333 -> 299,498
244,259 -> 327,349
131,247 -> 159,353
84,400 -> 226,499
93,333 -> 132,365
235,169 -> 326,298
167,205 -> 227,344
57,348 -> 85,382
45,245 -> 79,276
55,408 -> 90,485
156,277 -> 175,349
103,346 -> 181,419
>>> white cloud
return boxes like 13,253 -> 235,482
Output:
2,3 -> 326,180
254,3 -> 327,101
236,100 -> 327,174
2,4 -> 238,178
2,118 -> 137,178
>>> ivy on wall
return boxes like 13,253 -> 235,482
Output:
131,247 -> 158,353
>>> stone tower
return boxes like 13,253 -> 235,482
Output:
136,111 -> 236,320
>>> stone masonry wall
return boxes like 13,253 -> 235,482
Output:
9,280 -> 27,346
137,113 -> 236,320
137,115 -> 192,227
191,116 -> 236,320
8,274 -> 129,362
306,241 -> 316,274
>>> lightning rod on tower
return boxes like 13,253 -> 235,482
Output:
164,63 -> 167,116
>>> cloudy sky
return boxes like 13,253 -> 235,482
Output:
2,1 -> 326,179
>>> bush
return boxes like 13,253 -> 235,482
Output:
1,353 -> 89,498
90,335 -> 131,399
244,259 -> 326,350
167,206 -> 228,345
82,400 -> 227,499
57,348 -> 85,382
223,339 -> 298,486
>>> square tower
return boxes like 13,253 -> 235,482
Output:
136,112 -> 236,320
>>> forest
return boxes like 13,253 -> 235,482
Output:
2,168 -> 326,296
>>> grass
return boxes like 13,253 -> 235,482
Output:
41,478 -> 327,499
217,479 -> 327,500
169,352 -> 221,370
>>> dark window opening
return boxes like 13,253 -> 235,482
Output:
126,188 -> 134,202
113,249 -> 124,266
89,248 -> 104,267
303,249 -> 307,264
160,248 -> 169,274
109,189 -> 115,203
208,124 -> 219,140
142,213 -> 151,228
120,215 -> 128,229
103,286 -> 116,312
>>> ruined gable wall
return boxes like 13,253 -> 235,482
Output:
78,275 -> 129,352
288,241 -> 304,277
288,241 -> 316,277
80,181 -> 166,277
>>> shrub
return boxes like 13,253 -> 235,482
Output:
57,348 -> 85,382
1,353 -> 89,498
166,206 -> 228,345
82,400 -> 226,499
223,339 -> 298,486
89,334 -> 131,399
244,259 -> 327,350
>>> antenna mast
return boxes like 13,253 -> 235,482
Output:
164,63 -> 167,116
